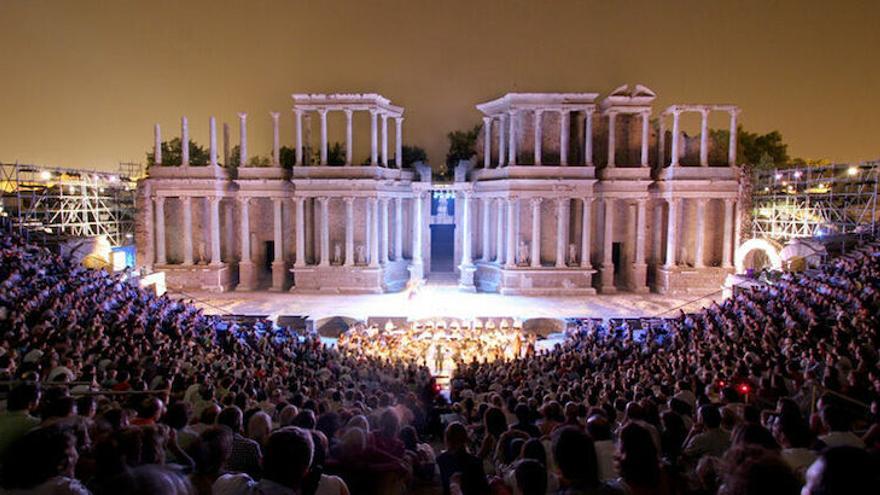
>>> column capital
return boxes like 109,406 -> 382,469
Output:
380,113 -> 388,121
238,112 -> 247,120
293,196 -> 306,205
530,197 -> 543,208
269,111 -> 280,120
379,196 -> 390,205
237,196 -> 251,205
181,195 -> 192,203
494,197 -> 505,206
582,197 -> 593,205
316,108 -> 328,116
367,197 -> 378,205
699,107 -> 711,117
294,108 -> 304,117
209,196 -> 222,205
343,196 -> 355,205
555,197 -> 568,207
369,108 -> 380,116
696,197 -> 708,206
667,197 -> 680,206
507,109 -> 518,117
534,108 -> 544,116
271,196 -> 286,203
723,197 -> 735,206
728,108 -> 741,117
343,108 -> 353,117
316,196 -> 329,204
482,116 -> 492,124
395,116 -> 404,123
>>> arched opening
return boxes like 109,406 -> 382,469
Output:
734,238 -> 783,274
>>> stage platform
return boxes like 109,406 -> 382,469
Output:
180,274 -> 720,322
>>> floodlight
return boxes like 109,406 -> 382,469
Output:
39,170 -> 52,181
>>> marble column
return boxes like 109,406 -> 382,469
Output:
700,109 -> 710,167
584,110 -> 594,166
318,109 -> 328,166
508,110 -> 517,165
533,110 -> 543,166
209,117 -> 218,167
505,198 -> 517,267
394,197 -> 404,260
665,198 -> 679,268
380,114 -> 389,167
653,200 -> 664,265
495,198 -> 504,263
728,110 -> 738,166
694,198 -> 706,267
238,113 -> 248,166
640,112 -> 650,166
143,190 -> 155,267
271,112 -> 281,166
271,197 -> 285,290
344,109 -> 353,165
498,114 -> 507,167
370,110 -> 378,166
734,200 -> 742,258
210,197 -> 222,265
154,196 -> 166,264
606,112 -> 617,168
632,199 -> 647,291
560,110 -> 570,166
530,198 -> 542,267
555,198 -> 567,267
601,198 -> 615,292
318,197 -> 330,267
380,198 -> 390,264
412,193 -> 424,278
460,193 -> 472,265
294,110 -> 304,165
482,117 -> 492,168
395,117 -> 403,168
237,197 -> 255,290
580,198 -> 592,269
181,117 -> 189,166
223,123 -> 230,166
481,198 -> 491,262
658,117 -> 666,168
182,196 -> 193,265
294,198 -> 306,268
670,110 -> 681,166
344,197 -> 354,266
153,124 -> 162,165
722,198 -> 734,268
365,200 -> 372,263
369,198 -> 379,267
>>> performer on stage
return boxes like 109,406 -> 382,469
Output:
404,277 -> 422,301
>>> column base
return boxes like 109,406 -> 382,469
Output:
628,262 -> 649,293
599,262 -> 616,294
408,261 -> 424,283
236,261 -> 257,291
458,264 -> 477,291
270,261 -> 288,291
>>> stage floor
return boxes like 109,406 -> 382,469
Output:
181,279 -> 720,322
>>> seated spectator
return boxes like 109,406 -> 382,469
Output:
608,422 -> 678,495
213,427 -> 314,495
720,446 -> 800,495
189,426 -> 233,495
551,426 -> 599,495
437,422 -> 489,495
682,405 -> 730,465
0,382 -> 41,458
817,404 -> 865,449
586,414 -> 616,482
216,406 -> 262,478
802,446 -> 880,495
1,425 -> 90,494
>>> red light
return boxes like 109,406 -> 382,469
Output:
718,380 -> 726,387
739,384 -> 750,394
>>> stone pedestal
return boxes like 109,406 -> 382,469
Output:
236,260 -> 257,291
270,261 -> 287,291
290,265 -> 385,294
477,264 -> 597,295
599,263 -> 617,294
458,264 -> 477,292
159,263 -> 233,292
628,263 -> 649,293
654,265 -> 732,296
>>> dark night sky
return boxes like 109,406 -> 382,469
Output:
1,0 -> 878,171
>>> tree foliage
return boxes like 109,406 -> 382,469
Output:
146,138 -> 210,167
446,124 -> 481,168
401,145 -> 427,168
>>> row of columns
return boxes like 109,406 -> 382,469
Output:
482,108 -> 595,168
605,110 -> 651,168
294,109 -> 403,167
662,108 -> 739,167
154,109 -> 404,169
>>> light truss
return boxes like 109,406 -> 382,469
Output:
0,162 -> 141,247
751,161 -> 879,242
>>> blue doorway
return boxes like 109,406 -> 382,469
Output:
430,225 -> 455,272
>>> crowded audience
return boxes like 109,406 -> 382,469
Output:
0,229 -> 878,494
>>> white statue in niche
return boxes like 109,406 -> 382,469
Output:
518,241 -> 530,266
197,239 -> 207,264
333,243 -> 342,265
355,244 -> 366,265
568,243 -> 578,266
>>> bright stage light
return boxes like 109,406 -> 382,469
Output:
774,173 -> 783,180
847,166 -> 858,176
793,171 -> 802,179
39,170 -> 52,181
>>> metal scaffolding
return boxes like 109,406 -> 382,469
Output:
751,161 -> 879,242
0,162 -> 141,247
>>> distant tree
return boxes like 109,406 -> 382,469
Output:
709,126 -> 789,169
401,145 -> 427,168
328,142 -> 346,166
280,146 -> 296,168
146,138 -> 209,167
446,125 -> 481,168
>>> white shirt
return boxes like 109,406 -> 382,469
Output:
819,431 -> 865,449
594,439 -> 617,481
